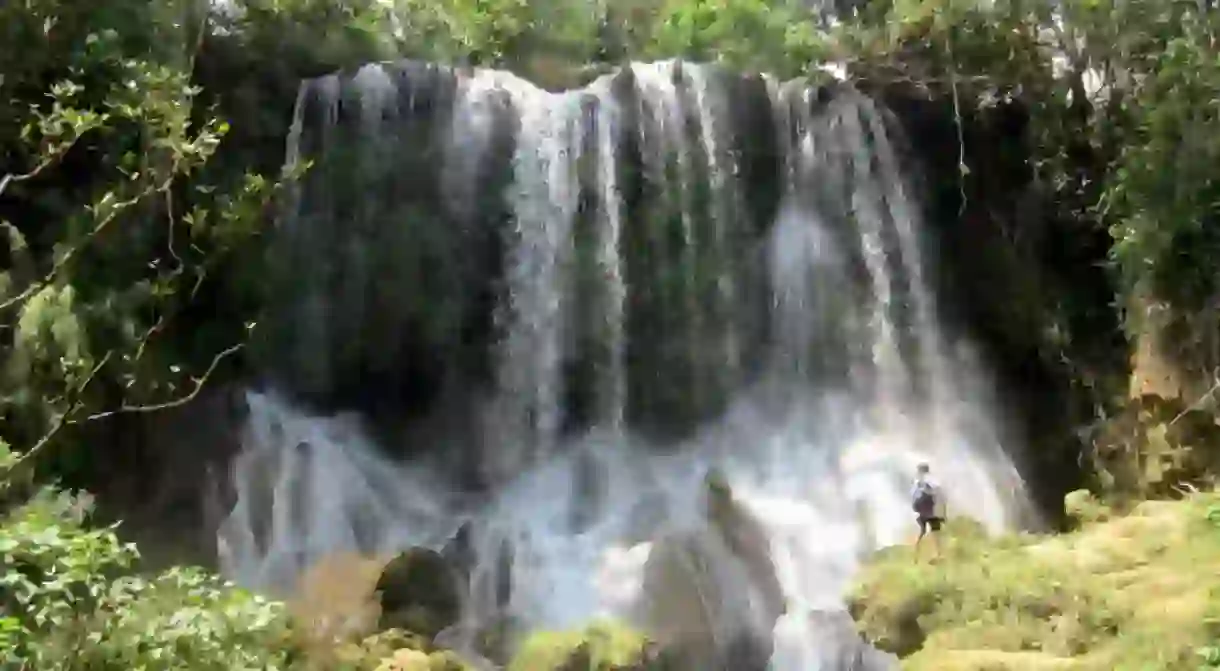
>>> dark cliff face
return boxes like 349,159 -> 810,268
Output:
869,82 -> 1122,522
70,384 -> 248,570
257,61 -> 792,448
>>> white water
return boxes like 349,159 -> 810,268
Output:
225,59 -> 1030,669
220,377 -> 1020,668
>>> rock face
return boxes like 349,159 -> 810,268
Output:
376,547 -> 465,640
81,383 -> 248,571
703,470 -> 786,623
632,474 -> 787,671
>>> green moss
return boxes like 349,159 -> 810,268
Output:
324,628 -> 473,671
1063,490 -> 1111,529
849,492 -> 1220,670
506,620 -> 652,671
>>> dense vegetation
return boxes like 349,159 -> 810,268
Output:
849,491 -> 1220,669
2,0 -> 1220,667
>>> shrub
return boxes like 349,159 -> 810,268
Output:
1,487 -> 300,670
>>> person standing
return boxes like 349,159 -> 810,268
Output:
911,462 -> 945,561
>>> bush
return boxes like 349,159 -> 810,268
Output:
507,620 -> 654,671
1,487 -> 299,670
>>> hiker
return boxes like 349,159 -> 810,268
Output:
911,462 -> 945,560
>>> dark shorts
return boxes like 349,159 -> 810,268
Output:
917,516 -> 943,532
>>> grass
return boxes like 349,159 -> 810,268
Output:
847,491 -> 1220,670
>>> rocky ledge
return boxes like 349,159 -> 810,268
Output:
847,490 -> 1220,670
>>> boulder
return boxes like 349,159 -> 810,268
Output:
440,522 -> 476,582
703,470 -> 786,622
332,629 -> 474,671
375,647 -> 471,671
632,472 -> 787,671
376,547 -> 464,639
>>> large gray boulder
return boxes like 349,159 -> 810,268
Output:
632,471 -> 787,671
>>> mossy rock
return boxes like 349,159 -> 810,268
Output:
375,647 -> 470,671
331,629 -> 473,671
846,580 -> 934,657
506,620 -> 655,671
1063,489 -> 1110,529
375,548 -> 463,640
353,630 -> 431,660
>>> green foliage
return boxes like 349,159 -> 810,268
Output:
1,487 -> 480,669
1,488 -> 299,670
851,494 -> 1220,670
392,0 -> 538,65
1083,394 -> 1220,507
858,0 -> 1220,335
507,620 -> 654,671
1104,8 -> 1220,312
640,0 -> 824,77
0,0 -> 302,485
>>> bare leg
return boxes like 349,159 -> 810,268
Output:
929,521 -> 944,561
914,521 -> 926,562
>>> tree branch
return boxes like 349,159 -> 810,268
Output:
0,351 -> 114,487
0,174 -> 175,313
83,342 -> 243,422
0,339 -> 243,492
1168,367 -> 1220,427
0,149 -> 77,201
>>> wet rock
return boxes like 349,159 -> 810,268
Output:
440,522 -> 476,581
495,537 -> 513,609
440,522 -> 514,610
470,612 -> 526,665
703,470 -> 787,622
788,609 -> 897,670
636,533 -> 774,670
376,547 -> 464,639
631,471 -> 788,670
845,589 -> 931,657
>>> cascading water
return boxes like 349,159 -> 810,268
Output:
222,59 -> 1029,669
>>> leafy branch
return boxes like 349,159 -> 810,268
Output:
0,352 -> 112,492
0,53 -> 292,494
84,341 -> 244,422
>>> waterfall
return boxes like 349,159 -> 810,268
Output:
225,59 -> 1028,670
